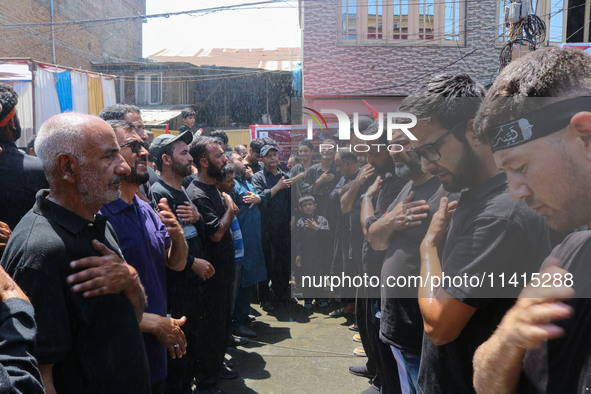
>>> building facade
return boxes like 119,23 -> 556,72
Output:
301,0 -> 590,117
0,0 -> 144,69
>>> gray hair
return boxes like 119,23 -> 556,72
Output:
35,113 -> 90,182
99,104 -> 140,121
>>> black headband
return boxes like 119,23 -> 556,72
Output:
490,97 -> 591,152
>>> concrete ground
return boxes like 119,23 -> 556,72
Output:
219,302 -> 372,394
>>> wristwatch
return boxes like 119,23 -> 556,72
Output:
360,193 -> 372,201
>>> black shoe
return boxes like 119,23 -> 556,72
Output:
219,363 -> 239,379
234,324 -> 257,338
227,334 -> 248,347
349,365 -> 373,379
261,301 -> 274,312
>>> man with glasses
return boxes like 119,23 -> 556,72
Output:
404,74 -> 551,394
367,124 -> 458,394
100,120 -> 189,394
99,104 -> 158,204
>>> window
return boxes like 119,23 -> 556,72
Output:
497,1 -> 591,45
338,0 -> 466,45
135,73 -> 162,105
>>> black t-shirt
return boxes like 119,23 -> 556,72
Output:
380,177 -> 455,353
518,230 -> 591,393
0,141 -> 48,230
151,180 -> 205,295
417,173 -> 552,394
185,180 -> 235,288
362,170 -> 408,282
0,191 -> 150,394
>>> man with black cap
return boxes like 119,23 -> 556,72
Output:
252,143 -> 292,310
149,130 -> 215,394
0,83 -> 48,230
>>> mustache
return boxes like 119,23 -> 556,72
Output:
108,174 -> 125,185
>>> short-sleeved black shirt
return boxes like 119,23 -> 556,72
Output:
380,177 -> 456,353
362,170 -> 408,282
0,191 -> 150,394
0,140 -> 48,230
417,173 -> 551,394
518,230 -> 591,393
185,180 -> 235,288
151,180 -> 205,295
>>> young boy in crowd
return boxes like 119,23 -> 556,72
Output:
294,194 -> 330,309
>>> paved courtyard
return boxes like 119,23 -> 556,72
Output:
220,302 -> 372,394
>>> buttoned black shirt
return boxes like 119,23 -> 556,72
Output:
0,191 -> 150,394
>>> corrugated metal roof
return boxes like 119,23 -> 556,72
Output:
147,47 -> 300,71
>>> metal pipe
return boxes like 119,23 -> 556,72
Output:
50,0 -> 56,63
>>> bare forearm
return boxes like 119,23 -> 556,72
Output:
368,214 -> 398,251
210,206 -> 233,242
473,326 -> 525,393
360,196 -> 375,239
139,312 -> 160,335
166,238 -> 188,272
419,242 -> 442,299
39,365 -> 57,394
291,171 -> 306,183
123,268 -> 147,323
340,180 -> 363,213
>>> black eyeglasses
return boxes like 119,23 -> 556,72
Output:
408,121 -> 467,162
119,140 -> 148,153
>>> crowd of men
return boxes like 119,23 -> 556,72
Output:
0,46 -> 589,394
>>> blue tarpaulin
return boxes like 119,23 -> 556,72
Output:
54,70 -> 72,112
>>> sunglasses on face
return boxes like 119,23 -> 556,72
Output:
119,140 -> 148,153
408,121 -> 467,162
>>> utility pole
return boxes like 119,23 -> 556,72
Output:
50,0 -> 56,63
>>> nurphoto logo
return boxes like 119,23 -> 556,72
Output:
304,107 -> 420,153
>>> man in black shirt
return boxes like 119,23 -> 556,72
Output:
150,131 -> 215,394
1,113 -> 150,393
252,144 -> 292,309
302,139 -> 341,229
472,47 -> 591,393
369,126 -> 457,393
358,126 -> 408,394
242,138 -> 266,181
406,74 -> 551,394
0,83 -> 48,230
186,137 -> 235,393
